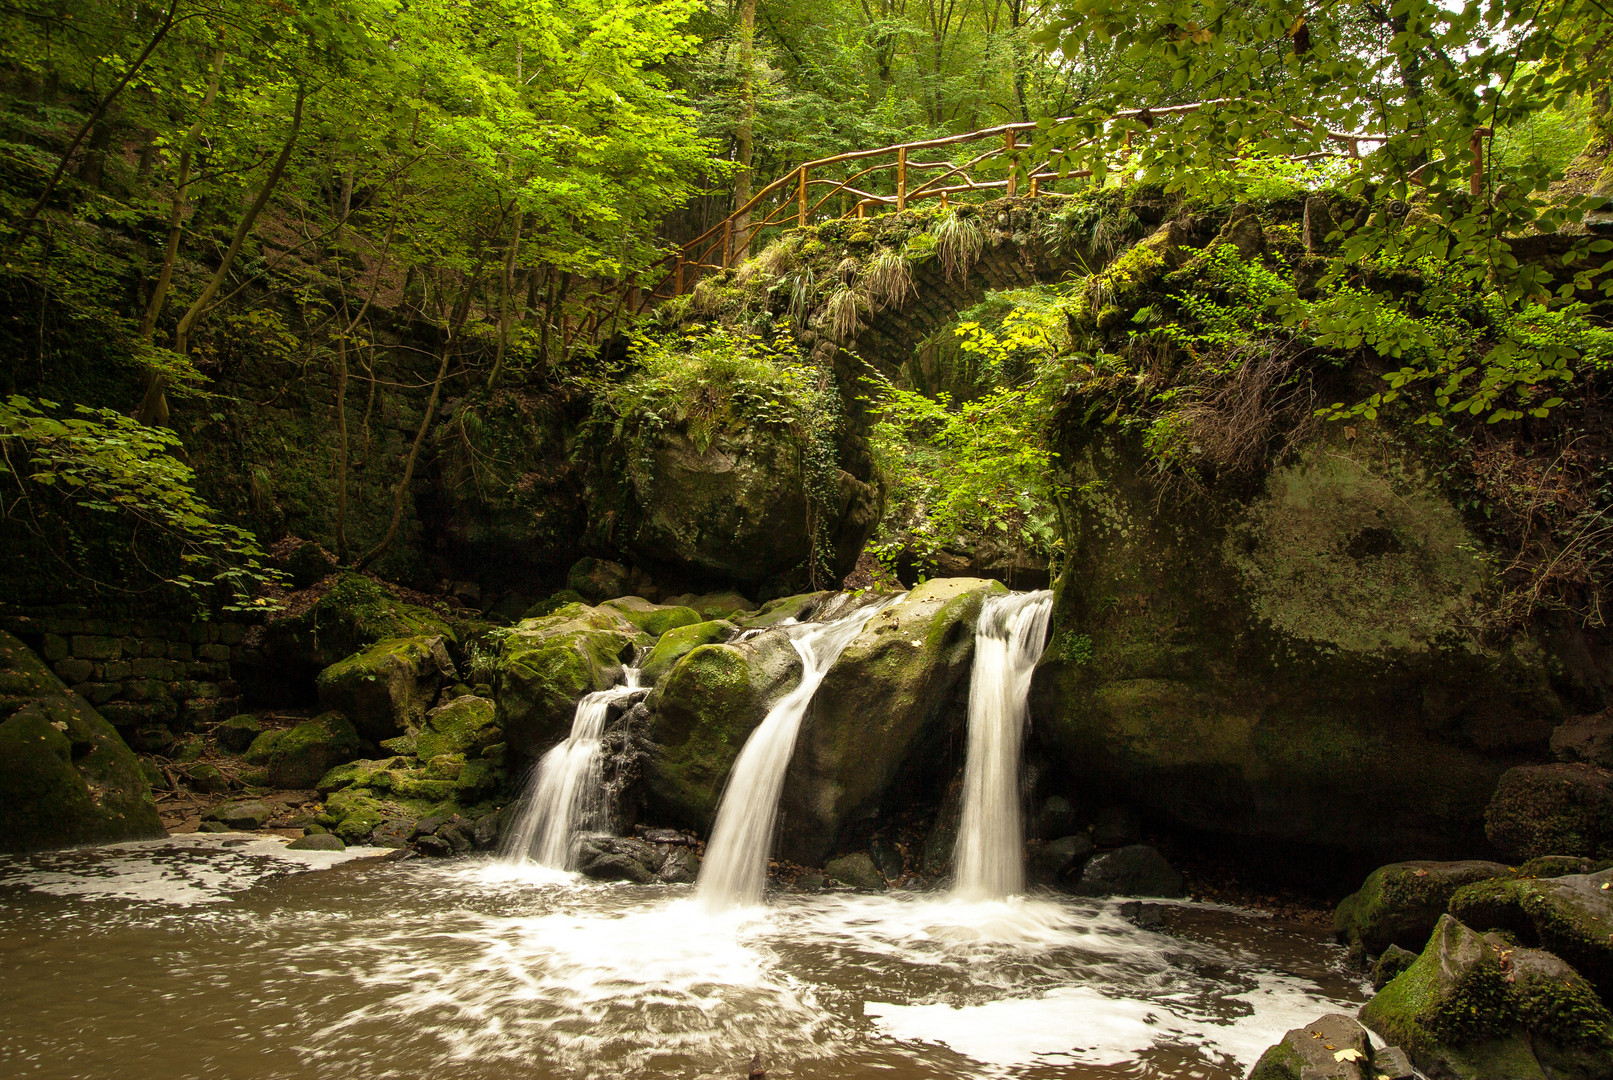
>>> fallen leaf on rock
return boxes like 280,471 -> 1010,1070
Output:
1335,1048 -> 1363,1062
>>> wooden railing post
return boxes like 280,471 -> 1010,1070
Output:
722,219 -> 733,268
674,257 -> 684,296
1005,130 -> 1018,196
896,147 -> 907,211
797,166 -> 808,228
1030,176 -> 1040,197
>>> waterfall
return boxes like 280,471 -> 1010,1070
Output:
951,590 -> 1054,901
501,668 -> 642,868
696,598 -> 896,911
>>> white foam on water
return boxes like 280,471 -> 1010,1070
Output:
0,833 -> 385,906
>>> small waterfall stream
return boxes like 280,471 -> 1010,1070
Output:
696,598 -> 896,911
501,667 -> 642,868
951,590 -> 1054,900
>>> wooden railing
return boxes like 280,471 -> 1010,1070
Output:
613,100 -> 1385,314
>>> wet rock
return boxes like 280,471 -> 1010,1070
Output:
196,821 -> 230,833
303,823 -> 329,835
1372,945 -> 1418,990
472,812 -> 501,850
778,579 -> 1004,865
1029,834 -> 1094,889
825,852 -> 885,891
413,834 -> 454,857
599,597 -> 702,638
1553,710 -> 1613,769
1246,1011 -> 1370,1080
493,604 -> 644,757
215,714 -> 261,753
316,635 -> 459,743
1333,860 -> 1512,955
1448,867 -> 1613,998
642,632 -> 803,832
243,712 -> 362,788
567,557 -> 631,604
1072,844 -> 1184,898
285,833 -> 345,851
868,835 -> 904,882
415,695 -> 499,760
1093,805 -> 1141,847
1372,1046 -> 1415,1080
369,817 -> 417,848
683,591 -> 754,621
921,776 -> 964,879
204,800 -> 272,830
1119,901 -> 1167,929
640,620 -> 736,684
1517,855 -> 1612,878
1034,795 -> 1078,841
1486,763 -> 1613,862
574,835 -> 665,883
793,872 -> 827,892
638,827 -> 691,845
185,763 -> 228,794
735,592 -> 832,630
655,845 -> 700,884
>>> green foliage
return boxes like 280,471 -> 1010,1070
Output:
0,395 -> 277,610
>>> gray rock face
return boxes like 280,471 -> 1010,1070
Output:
1246,1012 -> 1371,1080
1029,835 -> 1094,890
825,852 -> 886,891
1072,845 -> 1185,898
1553,710 -> 1613,768
776,579 -> 1002,865
204,801 -> 272,829
1448,868 -> 1613,998
575,835 -> 666,883
215,714 -> 261,753
655,846 -> 700,884
0,631 -> 163,853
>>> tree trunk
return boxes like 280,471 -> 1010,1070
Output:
731,0 -> 758,260
486,204 -> 525,390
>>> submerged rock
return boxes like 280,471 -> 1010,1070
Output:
1333,860 -> 1512,956
204,800 -> 273,830
777,579 -> 1003,865
243,712 -> 362,788
0,631 -> 162,852
316,635 -> 459,742
1072,844 -> 1184,898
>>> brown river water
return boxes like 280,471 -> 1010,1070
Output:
0,835 -> 1366,1080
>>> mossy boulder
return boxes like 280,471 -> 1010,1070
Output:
642,633 -> 803,831
736,591 -> 833,629
215,713 -> 261,753
1031,432 -> 1559,861
567,557 -> 631,603
493,604 -> 644,756
263,573 -> 455,680
315,634 -> 459,742
1485,763 -> 1613,862
415,695 -> 499,760
1448,868 -> 1613,1000
0,631 -> 164,852
243,712 -> 361,789
825,851 -> 886,891
1334,860 -> 1513,955
1247,1012 -> 1373,1080
683,591 -> 754,621
777,579 -> 1003,864
599,597 -> 702,637
640,620 -> 736,684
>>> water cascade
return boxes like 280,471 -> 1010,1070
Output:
501,667 -> 642,868
696,598 -> 897,911
951,590 -> 1055,900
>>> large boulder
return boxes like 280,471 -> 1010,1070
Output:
642,632 -> 804,832
1334,860 -> 1513,955
260,573 -> 456,684
315,634 -> 458,742
1072,844 -> 1185,898
0,631 -> 163,852
776,578 -> 1003,864
599,597 -> 702,638
640,619 -> 735,684
1485,763 -> 1613,862
243,712 -> 362,788
414,695 -> 500,760
492,604 -> 644,757
1031,433 -> 1560,861
589,420 -> 879,591
1553,710 -> 1613,769
1448,868 -> 1613,1000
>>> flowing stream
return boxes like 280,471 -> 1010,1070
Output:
697,598 -> 898,911
501,667 -> 642,868
0,836 -> 1367,1079
953,590 -> 1055,901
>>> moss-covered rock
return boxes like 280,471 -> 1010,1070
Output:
599,597 -> 702,637
567,557 -> 631,603
1030,432 -> 1559,861
1334,860 -> 1513,955
1247,1013 -> 1373,1080
736,591 -> 833,629
315,634 -> 459,742
1360,915 -> 1545,1080
215,713 -> 261,753
683,591 -> 754,621
640,620 -> 736,684
415,695 -> 499,760
0,631 -> 162,853
777,579 -> 1002,864
1485,763 -> 1613,862
1448,869 -> 1613,1000
825,851 -> 886,891
643,633 -> 803,831
493,604 -> 645,756
243,712 -> 361,788
262,573 -> 456,680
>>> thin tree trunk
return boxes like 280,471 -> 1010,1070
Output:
138,83 -> 306,426
486,205 -> 524,390
332,166 -> 355,563
731,0 -> 757,260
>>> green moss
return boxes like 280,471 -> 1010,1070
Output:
523,589 -> 586,619
1334,861 -> 1512,954
267,573 -> 455,670
243,712 -> 361,788
600,598 -> 702,637
415,695 -> 498,760
1515,973 -> 1613,1048
1246,1039 -> 1305,1080
641,619 -> 736,683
